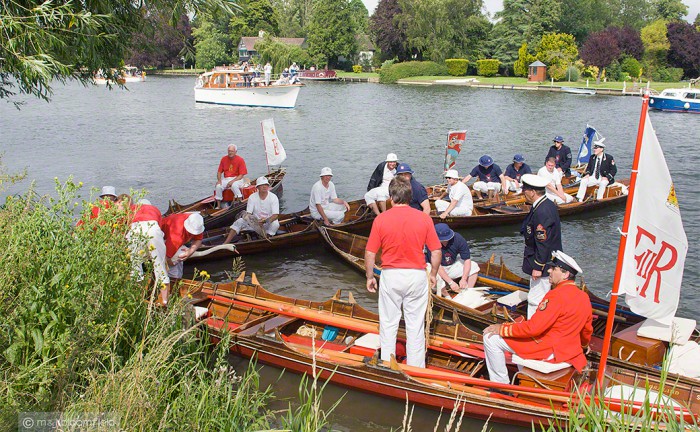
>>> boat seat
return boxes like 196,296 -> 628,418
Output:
511,354 -> 571,374
489,205 -> 523,214
237,315 -> 297,336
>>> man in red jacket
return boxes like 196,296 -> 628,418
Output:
482,251 -> 593,383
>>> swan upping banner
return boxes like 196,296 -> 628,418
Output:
619,113 -> 688,325
444,130 -> 466,172
261,118 -> 287,166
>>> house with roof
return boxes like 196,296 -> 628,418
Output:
237,32 -> 307,63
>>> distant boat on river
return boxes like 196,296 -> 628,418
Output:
560,86 -> 596,95
649,87 -> 700,113
298,69 -> 337,81
194,69 -> 302,109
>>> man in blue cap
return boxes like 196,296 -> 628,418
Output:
427,223 -> 480,296
461,155 -> 507,200
395,163 -> 430,214
504,154 -> 532,194
545,136 -> 572,176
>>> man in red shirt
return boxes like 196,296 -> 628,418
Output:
127,199 -> 170,305
76,186 -> 118,227
482,251 -> 593,383
365,178 -> 442,368
160,212 -> 204,303
214,144 -> 248,208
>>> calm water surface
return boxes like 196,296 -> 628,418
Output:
1,77 -> 698,430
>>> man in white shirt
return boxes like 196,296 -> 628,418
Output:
364,153 -> 398,216
224,176 -> 280,242
310,167 -> 350,225
264,62 -> 272,86
435,169 -> 474,217
537,157 -> 574,204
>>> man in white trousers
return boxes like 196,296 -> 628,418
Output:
364,153 -> 398,215
435,169 -> 474,217
365,178 -> 442,368
214,144 -> 248,208
309,167 -> 350,225
126,199 -> 169,304
575,140 -> 617,201
224,176 -> 280,242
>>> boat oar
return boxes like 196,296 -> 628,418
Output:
191,243 -> 237,258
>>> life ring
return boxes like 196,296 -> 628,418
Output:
318,72 -> 325,78
684,102 -> 690,109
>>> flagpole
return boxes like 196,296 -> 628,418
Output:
596,93 -> 650,385
261,120 -> 270,173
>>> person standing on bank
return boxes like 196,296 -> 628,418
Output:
309,167 -> 350,225
545,135 -> 572,176
520,174 -> 562,319
365,153 -> 399,216
482,251 -> 592,384
365,178 -> 442,368
575,140 -> 616,202
395,163 -> 431,214
214,144 -> 248,208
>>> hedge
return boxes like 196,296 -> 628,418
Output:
476,59 -> 500,77
379,61 -> 449,83
445,59 -> 469,76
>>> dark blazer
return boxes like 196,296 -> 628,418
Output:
521,196 -> 562,276
367,162 -> 388,191
546,144 -> 572,176
584,153 -> 616,183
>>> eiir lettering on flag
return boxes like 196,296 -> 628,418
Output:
619,112 -> 688,325
261,118 -> 287,166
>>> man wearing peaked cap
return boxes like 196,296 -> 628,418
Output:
482,250 -> 593,384
309,167 -> 350,225
365,153 -> 399,216
225,175 -> 281,243
575,139 -> 617,202
395,163 -> 430,214
519,174 -> 563,319
504,154 -> 532,194
545,135 -> 572,176
460,155 -> 507,200
435,169 -> 474,217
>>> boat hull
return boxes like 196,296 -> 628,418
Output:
194,85 -> 302,109
649,96 -> 700,113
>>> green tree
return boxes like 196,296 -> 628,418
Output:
640,19 -> 669,78
193,20 -> 232,68
557,0 -> 612,42
0,0 -> 235,104
229,0 -> 280,55
306,0 -> 357,67
271,0 -> 313,37
606,0 -> 652,30
348,0 -> 370,34
255,34 -> 311,71
536,32 -> 578,72
513,43 -> 536,77
651,0 -> 688,21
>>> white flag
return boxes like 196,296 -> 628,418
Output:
261,118 -> 287,166
620,112 -> 688,325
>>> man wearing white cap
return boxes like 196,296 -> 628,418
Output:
224,176 -> 280,242
127,199 -> 169,305
160,212 -> 205,302
435,169 -> 473,217
482,251 -> 593,384
575,140 -> 617,202
520,173 -> 563,319
309,167 -> 350,225
77,186 -> 119,227
214,144 -> 248,208
365,153 -> 398,216
100,186 -> 118,200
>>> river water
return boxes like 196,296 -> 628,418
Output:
1,76 -> 698,430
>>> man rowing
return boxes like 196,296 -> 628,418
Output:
460,155 -> 507,200
215,144 -> 248,208
575,139 -> 617,202
482,251 -> 593,384
365,153 -> 399,216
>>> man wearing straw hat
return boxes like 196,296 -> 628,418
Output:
365,178 -> 442,368
309,167 -> 350,225
482,251 -> 593,384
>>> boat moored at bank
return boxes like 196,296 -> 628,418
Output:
649,88 -> 700,113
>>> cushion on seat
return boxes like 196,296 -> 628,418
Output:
511,353 -> 571,374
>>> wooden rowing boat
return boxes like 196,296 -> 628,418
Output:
177,274 -> 698,427
187,200 -> 375,262
165,169 -> 286,230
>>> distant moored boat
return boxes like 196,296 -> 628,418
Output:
649,88 -> 700,113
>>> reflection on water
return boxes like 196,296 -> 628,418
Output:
2,76 -> 698,431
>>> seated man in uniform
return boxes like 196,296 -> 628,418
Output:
364,153 -> 398,216
395,163 -> 430,214
309,167 -> 350,225
224,176 -> 280,242
214,144 -> 248,208
545,135 -> 572,176
482,251 -> 593,384
575,140 -> 617,202
538,157 -> 574,204
426,223 -> 480,296
435,169 -> 473,217
504,154 -> 532,194
460,155 -> 507,200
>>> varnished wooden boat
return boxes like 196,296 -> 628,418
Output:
177,274 -> 698,427
188,200 -> 375,262
165,169 -> 286,230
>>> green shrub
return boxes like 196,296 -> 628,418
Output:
476,59 -> 500,77
605,60 -> 622,82
378,61 -> 449,83
445,59 -> 469,76
547,64 -> 566,81
565,66 -> 580,82
620,56 -> 642,79
352,65 -> 363,73
513,43 -> 536,77
652,67 -> 684,82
